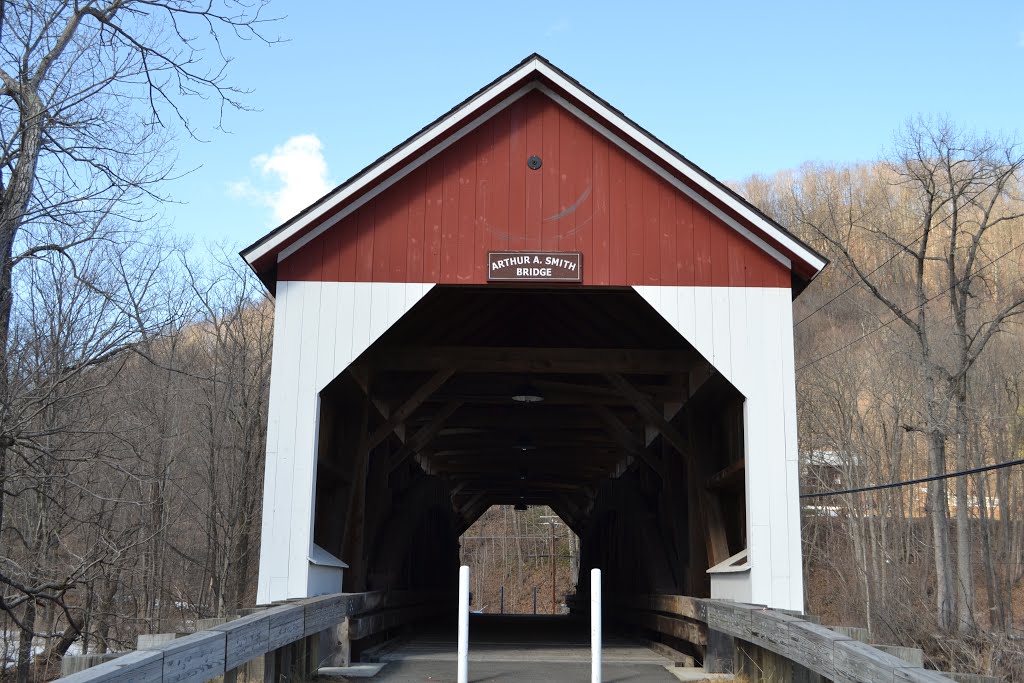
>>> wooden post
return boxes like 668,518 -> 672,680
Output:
343,397 -> 372,589
762,644 -> 794,682
282,642 -> 295,681
793,661 -> 825,683
264,644 -> 285,683
303,634 -> 319,679
338,617 -> 352,667
292,637 -> 306,679
704,628 -> 736,674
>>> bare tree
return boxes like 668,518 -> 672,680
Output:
178,252 -> 271,615
0,222 -> 186,681
0,3 -> 275,679
739,148 -> 1024,674
787,119 -> 1024,632
0,0 -> 276,533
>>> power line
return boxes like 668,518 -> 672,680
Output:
800,457 -> 1024,499
797,238 -> 1024,372
794,235 -> 924,328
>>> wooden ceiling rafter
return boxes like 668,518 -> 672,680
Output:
592,403 -> 665,478
605,372 -> 696,463
357,354 -> 702,519
338,289 -> 724,526
363,346 -> 695,374
386,400 -> 464,473
344,366 -> 406,446
366,368 -> 455,451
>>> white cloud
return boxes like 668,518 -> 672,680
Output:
229,134 -> 332,224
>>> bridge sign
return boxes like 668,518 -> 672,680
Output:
487,252 -> 582,283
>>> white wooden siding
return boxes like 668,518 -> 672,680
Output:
258,282 -> 803,612
634,286 -> 803,612
256,282 -> 434,604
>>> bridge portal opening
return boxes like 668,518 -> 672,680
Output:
460,505 -> 579,615
309,286 -> 748,615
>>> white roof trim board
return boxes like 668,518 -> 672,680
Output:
242,55 -> 826,277
277,84 -> 535,264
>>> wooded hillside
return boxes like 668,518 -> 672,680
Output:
459,505 -> 580,616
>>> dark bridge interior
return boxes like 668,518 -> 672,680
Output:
312,286 -> 746,604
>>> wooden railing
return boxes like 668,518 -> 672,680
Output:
607,595 -> 959,682
61,590 -> 970,682
58,591 -> 444,683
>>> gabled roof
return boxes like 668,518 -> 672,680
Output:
241,54 -> 827,289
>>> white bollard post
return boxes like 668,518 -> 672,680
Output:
458,565 -> 470,683
591,568 -> 601,683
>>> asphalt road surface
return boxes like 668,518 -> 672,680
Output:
356,614 -> 682,682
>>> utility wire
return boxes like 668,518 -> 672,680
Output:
794,235 -> 925,328
800,457 -> 1024,499
797,238 -> 1024,372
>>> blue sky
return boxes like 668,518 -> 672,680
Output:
165,1 -> 1024,252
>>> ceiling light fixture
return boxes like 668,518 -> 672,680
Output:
511,380 -> 544,403
516,435 -> 536,452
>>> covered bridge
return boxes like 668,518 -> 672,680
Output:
241,54 -> 826,614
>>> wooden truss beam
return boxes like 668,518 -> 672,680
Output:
367,368 -> 454,451
606,372 -> 733,565
592,404 -> 664,477
604,373 -> 693,464
386,400 -> 463,473
364,347 -> 693,374
347,367 -> 405,445
458,493 -> 494,531
592,405 -> 644,455
705,460 -> 745,490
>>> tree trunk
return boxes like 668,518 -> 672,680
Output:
953,389 -> 975,633
926,421 -> 956,631
39,619 -> 82,668
0,93 -> 45,545
977,469 -> 1001,630
16,599 -> 36,683
94,579 -> 118,655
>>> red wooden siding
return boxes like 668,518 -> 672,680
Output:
279,91 -> 789,288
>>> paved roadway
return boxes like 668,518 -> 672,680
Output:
363,614 -> 682,682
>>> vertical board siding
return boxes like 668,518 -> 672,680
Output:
258,283 -> 803,611
424,162 -> 443,282
406,167 -> 426,282
592,136 -> 611,285
507,103 -> 527,250
541,99 -> 560,251
634,285 -> 803,612
277,91 -> 789,288
256,282 -> 435,604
